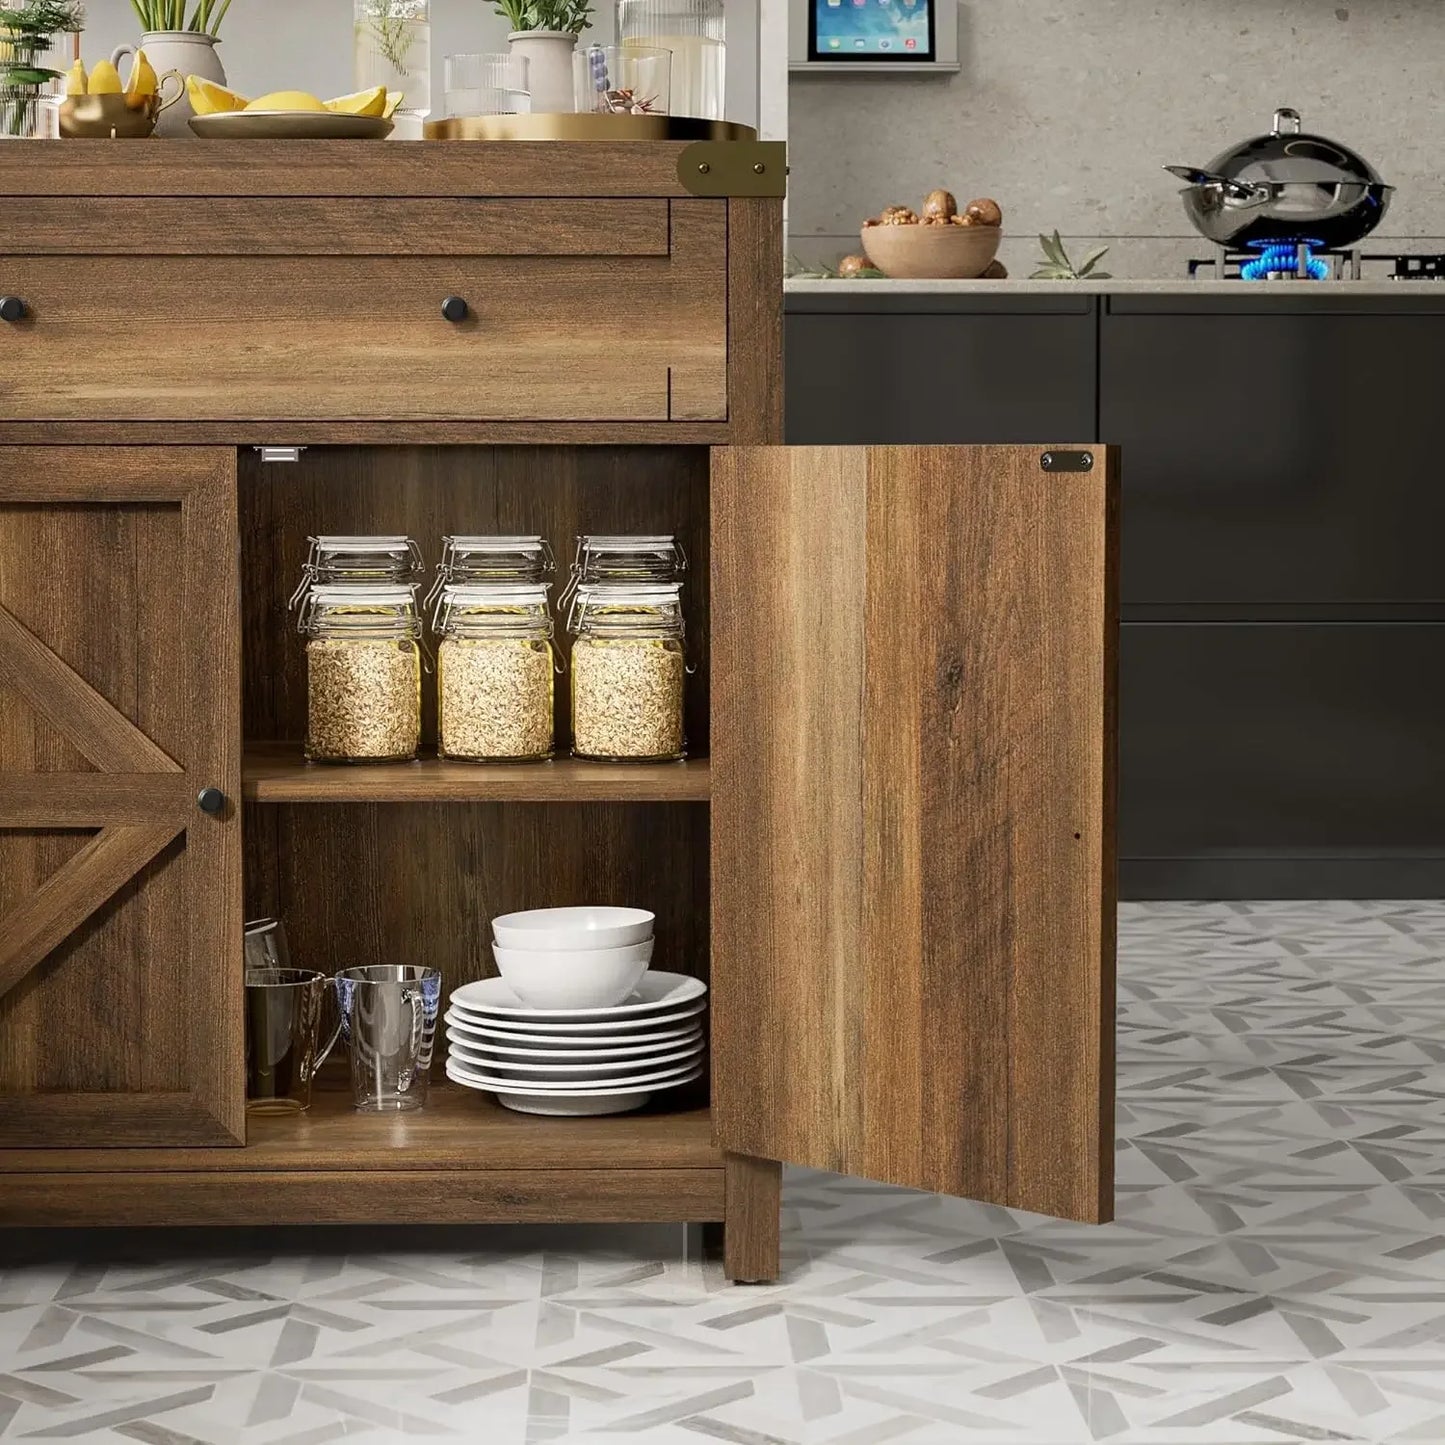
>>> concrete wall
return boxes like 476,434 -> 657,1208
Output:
67,0 -> 760,128
787,0 -> 1445,276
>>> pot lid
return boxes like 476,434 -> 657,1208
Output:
1201,107 -> 1389,190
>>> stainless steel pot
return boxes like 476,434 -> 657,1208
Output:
1166,107 -> 1393,249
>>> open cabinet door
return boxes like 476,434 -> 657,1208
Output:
711,445 -> 1117,1223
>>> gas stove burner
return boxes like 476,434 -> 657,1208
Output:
1240,240 -> 1330,281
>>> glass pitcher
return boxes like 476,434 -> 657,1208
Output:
616,0 -> 724,120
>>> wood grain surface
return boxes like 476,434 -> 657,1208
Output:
0,446 -> 243,1148
723,1153 -> 782,1283
0,141 -> 711,199
0,1086 -> 719,1173
0,220 -> 726,423
0,1169 -> 725,1228
710,445 -> 1118,1222
243,744 -> 710,804
7,199 -> 671,256
725,198 -> 786,444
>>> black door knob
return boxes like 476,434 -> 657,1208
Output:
197,787 -> 226,815
0,297 -> 26,323
441,296 -> 469,323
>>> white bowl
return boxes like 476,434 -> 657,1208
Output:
491,906 -> 655,953
490,938 -> 653,1010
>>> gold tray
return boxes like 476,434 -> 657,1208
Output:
424,113 -> 756,142
189,111 -> 395,140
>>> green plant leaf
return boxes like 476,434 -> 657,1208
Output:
1075,245 -> 1111,276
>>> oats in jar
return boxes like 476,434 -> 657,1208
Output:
572,636 -> 686,761
306,637 -> 421,763
440,637 -> 554,762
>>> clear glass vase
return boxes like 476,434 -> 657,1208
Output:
353,0 -> 431,134
615,0 -> 724,120
0,32 -> 53,140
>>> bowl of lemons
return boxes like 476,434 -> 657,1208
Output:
59,52 -> 184,139
186,80 -> 402,139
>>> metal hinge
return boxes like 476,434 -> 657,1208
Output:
1040,450 -> 1094,473
254,446 -> 307,463
679,140 -> 788,198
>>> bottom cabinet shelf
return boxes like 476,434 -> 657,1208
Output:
0,1084 -> 724,1228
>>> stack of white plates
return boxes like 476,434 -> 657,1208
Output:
446,906 -> 707,1116
445,972 -> 707,1117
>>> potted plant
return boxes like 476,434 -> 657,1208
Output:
495,0 -> 592,115
0,0 -> 84,139
115,0 -> 231,135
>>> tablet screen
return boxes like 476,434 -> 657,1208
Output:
810,0 -> 935,61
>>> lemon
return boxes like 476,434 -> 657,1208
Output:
64,59 -> 87,97
245,90 -> 326,112
323,85 -> 387,118
382,89 -> 403,119
87,59 -> 123,95
187,76 -> 249,114
125,50 -> 158,98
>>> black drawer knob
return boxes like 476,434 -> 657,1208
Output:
441,296 -> 469,323
197,787 -> 226,815
0,296 -> 26,323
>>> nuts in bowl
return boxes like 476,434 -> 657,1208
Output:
861,189 -> 1004,279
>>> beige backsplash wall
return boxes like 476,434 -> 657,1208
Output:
787,0 -> 1445,277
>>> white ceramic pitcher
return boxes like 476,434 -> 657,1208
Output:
112,31 -> 226,137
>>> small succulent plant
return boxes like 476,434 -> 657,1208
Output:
1031,231 -> 1112,281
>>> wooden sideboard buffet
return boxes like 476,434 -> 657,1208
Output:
0,141 -> 1118,1282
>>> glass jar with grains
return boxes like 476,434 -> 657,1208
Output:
435,583 -> 558,763
568,583 -> 686,762
300,585 -> 423,764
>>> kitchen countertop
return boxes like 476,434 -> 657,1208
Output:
786,277 -> 1444,297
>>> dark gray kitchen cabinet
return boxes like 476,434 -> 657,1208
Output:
786,294 -> 1096,444
1101,295 -> 1445,610
1121,622 -> 1445,897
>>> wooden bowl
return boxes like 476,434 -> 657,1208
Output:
860,222 -> 1002,279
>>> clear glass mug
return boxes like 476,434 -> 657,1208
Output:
444,52 -> 530,117
244,968 -> 343,1115
335,966 -> 442,1112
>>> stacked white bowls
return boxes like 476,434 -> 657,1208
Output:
445,907 -> 707,1115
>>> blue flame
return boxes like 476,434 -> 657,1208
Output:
1241,241 -> 1330,281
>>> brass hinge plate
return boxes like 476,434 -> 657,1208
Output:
679,141 -> 787,198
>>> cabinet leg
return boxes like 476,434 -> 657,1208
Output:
723,1152 -> 781,1284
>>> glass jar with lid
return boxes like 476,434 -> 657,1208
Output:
299,585 -> 423,764
616,0 -> 724,120
290,535 -> 424,608
435,583 -> 558,763
561,534 -> 687,610
569,582 -> 686,762
424,535 -> 555,609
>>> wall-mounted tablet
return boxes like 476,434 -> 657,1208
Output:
790,0 -> 958,73
811,0 -> 934,61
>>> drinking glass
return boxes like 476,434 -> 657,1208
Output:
574,45 -> 670,116
335,965 -> 442,1112
244,968 -> 342,1115
444,53 -> 531,118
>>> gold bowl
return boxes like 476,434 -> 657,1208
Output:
860,222 -> 1002,280
59,74 -> 182,139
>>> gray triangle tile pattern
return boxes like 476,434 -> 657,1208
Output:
5,901 -> 1445,1442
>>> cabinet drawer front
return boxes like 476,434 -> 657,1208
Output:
0,203 -> 726,423
5,198 -> 672,256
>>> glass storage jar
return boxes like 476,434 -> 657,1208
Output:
425,535 -> 555,609
616,0 -> 724,120
353,0 -> 431,135
300,585 -> 423,764
569,583 -> 686,762
561,534 -> 686,610
435,583 -> 558,763
290,535 -> 424,608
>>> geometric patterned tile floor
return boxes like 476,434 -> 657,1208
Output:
5,901 -> 1445,1444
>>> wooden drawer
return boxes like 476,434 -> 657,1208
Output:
0,201 -> 726,424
